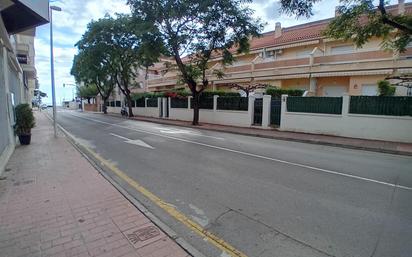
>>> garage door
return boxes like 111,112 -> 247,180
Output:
323,85 -> 347,97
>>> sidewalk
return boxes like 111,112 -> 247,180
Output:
121,114 -> 412,156
0,112 -> 189,257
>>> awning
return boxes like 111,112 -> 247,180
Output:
311,69 -> 393,77
1,0 -> 49,34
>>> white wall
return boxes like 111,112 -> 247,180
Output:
169,108 -> 251,127
280,95 -> 412,143
133,107 -> 159,118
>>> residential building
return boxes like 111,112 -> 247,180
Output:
0,0 -> 49,174
145,3 -> 412,97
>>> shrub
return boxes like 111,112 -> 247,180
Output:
378,80 -> 396,96
14,103 -> 35,135
200,90 -> 240,97
265,87 -> 304,99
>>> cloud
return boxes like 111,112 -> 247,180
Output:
36,0 -> 404,104
36,0 -> 130,104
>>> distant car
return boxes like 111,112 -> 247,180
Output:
47,104 -> 53,108
41,104 -> 48,110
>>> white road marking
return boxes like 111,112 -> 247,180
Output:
110,133 -> 154,149
69,113 -> 412,191
154,127 -> 224,140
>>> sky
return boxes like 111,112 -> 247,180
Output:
34,0 -> 400,104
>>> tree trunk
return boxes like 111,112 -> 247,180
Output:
126,94 -> 134,117
103,98 -> 108,114
192,91 -> 200,125
87,98 -> 91,104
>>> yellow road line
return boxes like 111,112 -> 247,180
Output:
76,138 -> 247,257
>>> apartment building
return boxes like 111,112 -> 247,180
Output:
146,3 -> 412,97
0,0 -> 49,174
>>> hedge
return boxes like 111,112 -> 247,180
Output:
266,87 -> 304,99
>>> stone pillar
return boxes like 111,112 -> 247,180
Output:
342,93 -> 349,116
262,95 -> 271,128
162,97 -> 168,118
248,96 -> 255,126
309,77 -> 317,95
213,95 -> 219,112
280,94 -> 288,130
188,96 -> 192,109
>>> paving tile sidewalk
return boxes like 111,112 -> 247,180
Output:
119,114 -> 412,155
0,112 -> 189,257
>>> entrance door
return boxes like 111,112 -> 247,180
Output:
270,99 -> 282,126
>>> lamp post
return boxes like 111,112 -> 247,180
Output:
50,5 -> 62,138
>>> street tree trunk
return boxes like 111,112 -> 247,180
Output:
192,91 -> 200,125
103,98 -> 108,114
126,94 -> 134,117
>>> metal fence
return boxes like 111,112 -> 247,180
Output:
287,97 -> 342,114
171,98 -> 188,108
217,97 -> 248,111
191,97 -> 213,109
350,96 -> 412,116
147,98 -> 158,107
136,98 -> 145,107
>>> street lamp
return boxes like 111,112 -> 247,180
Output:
50,5 -> 62,138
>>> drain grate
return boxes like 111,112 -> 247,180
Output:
124,225 -> 163,248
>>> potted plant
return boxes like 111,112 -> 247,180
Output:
14,103 -> 35,145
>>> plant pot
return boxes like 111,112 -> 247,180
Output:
18,134 -> 31,145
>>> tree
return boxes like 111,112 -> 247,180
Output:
378,80 -> 396,96
128,0 -> 264,125
77,84 -> 98,104
280,0 -> 412,52
72,15 -> 161,116
71,42 -> 115,114
228,83 -> 267,97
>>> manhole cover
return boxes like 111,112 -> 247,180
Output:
124,225 -> 163,248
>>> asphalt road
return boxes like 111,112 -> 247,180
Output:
55,109 -> 412,257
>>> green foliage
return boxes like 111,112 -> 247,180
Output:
265,87 -> 304,99
14,104 -> 35,135
201,90 -> 240,97
131,92 -> 165,100
280,0 -> 412,52
378,80 -> 396,96
77,84 -> 98,99
128,0 -> 264,124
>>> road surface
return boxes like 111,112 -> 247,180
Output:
54,110 -> 412,257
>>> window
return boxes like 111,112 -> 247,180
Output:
116,101 -> 121,107
361,84 -> 378,96
261,49 -> 276,59
330,45 -> 354,54
296,50 -> 312,58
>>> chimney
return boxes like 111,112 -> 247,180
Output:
398,0 -> 405,15
335,6 -> 342,16
275,22 -> 282,38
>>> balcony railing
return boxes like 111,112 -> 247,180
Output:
145,48 -> 412,88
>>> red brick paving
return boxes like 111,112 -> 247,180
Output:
0,112 -> 190,257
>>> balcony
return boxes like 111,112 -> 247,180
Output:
1,0 -> 49,34
146,48 -> 412,88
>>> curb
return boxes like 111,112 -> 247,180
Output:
103,113 -> 412,157
44,113 -> 205,257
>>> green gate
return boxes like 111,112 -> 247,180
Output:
253,99 -> 263,125
270,99 -> 281,126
